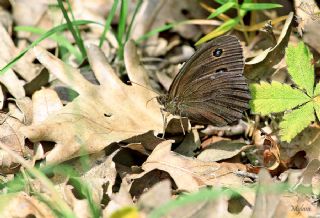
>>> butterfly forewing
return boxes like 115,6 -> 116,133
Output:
166,35 -> 250,126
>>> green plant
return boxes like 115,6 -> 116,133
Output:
250,41 -> 319,142
0,20 -> 101,76
196,0 -> 282,45
57,0 -> 87,59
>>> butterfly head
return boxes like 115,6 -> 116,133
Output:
157,95 -> 180,115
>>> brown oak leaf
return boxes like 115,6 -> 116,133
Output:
21,41 -> 163,164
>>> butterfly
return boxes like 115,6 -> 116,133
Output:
157,35 -> 250,130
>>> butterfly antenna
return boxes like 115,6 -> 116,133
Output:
146,96 -> 158,108
127,81 -> 162,108
126,81 -> 160,95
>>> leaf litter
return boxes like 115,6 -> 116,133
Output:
0,1 -> 320,217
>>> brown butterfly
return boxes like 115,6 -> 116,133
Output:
157,35 -> 250,129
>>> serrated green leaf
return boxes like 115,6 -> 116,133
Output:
286,42 -> 314,96
208,2 -> 235,19
241,3 -> 282,11
279,101 -> 315,142
249,81 -> 310,115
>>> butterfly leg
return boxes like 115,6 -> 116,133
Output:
179,111 -> 186,135
160,108 -> 167,138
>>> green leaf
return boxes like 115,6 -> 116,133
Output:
241,3 -> 282,11
99,0 -> 119,47
195,18 -> 239,45
208,2 -> 235,19
249,81 -> 310,115
279,101 -> 315,142
214,0 -> 235,5
57,0 -> 86,58
137,22 -> 177,43
15,26 -> 82,62
314,82 -> 320,96
286,42 -> 314,96
312,82 -> 320,120
110,207 -> 139,218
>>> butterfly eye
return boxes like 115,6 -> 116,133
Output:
213,48 -> 223,57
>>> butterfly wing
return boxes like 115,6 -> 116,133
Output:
168,35 -> 250,126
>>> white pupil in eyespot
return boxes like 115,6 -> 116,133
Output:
213,48 -> 223,57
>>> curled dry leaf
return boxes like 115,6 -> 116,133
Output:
8,97 -> 33,125
130,140 -> 246,192
0,113 -> 26,174
21,41 -> 163,164
244,12 -> 293,81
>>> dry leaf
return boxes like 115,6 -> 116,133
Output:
103,180 -> 134,217
81,149 -> 118,200
174,128 -> 200,157
162,188 -> 252,218
32,88 -> 63,123
0,24 -> 39,82
138,179 -> 172,214
131,0 -> 207,56
0,113 -> 26,174
251,169 -> 289,218
62,185 -> 91,218
130,140 -> 246,192
0,192 -> 55,218
197,140 -> 246,162
292,159 -> 320,191
244,12 -> 293,81
21,41 -> 163,164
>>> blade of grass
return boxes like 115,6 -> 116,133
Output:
57,0 -> 86,58
117,0 -> 129,59
14,26 -> 82,62
117,0 -> 128,44
136,22 -> 177,43
0,20 -> 101,76
241,3 -> 283,11
195,18 -> 240,45
208,2 -> 235,19
99,0 -> 119,47
201,2 -> 288,32
125,0 -> 143,42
